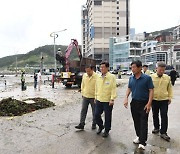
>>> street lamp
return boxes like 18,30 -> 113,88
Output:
50,29 -> 67,75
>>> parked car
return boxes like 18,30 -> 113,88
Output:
110,70 -> 118,74
121,69 -> 128,75
126,70 -> 133,75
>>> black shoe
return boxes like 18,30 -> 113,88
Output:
97,126 -> 104,134
160,133 -> 170,142
92,124 -> 96,130
152,129 -> 159,134
102,131 -> 109,138
75,124 -> 84,130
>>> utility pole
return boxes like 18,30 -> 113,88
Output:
15,56 -> 17,77
50,29 -> 67,76
126,0 -> 129,41
14,50 -> 18,77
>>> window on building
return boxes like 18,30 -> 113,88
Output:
117,6 -> 119,9
117,1 -> 119,4
148,48 -> 151,53
104,54 -> 109,61
94,1 -> 102,5
117,12 -> 119,14
136,50 -> 141,55
117,27 -> 119,30
177,52 -> 180,60
117,17 -> 119,20
176,65 -> 180,71
117,33 -> 119,36
130,50 -> 134,56
117,22 -> 119,25
104,27 -> 110,32
94,54 -> 102,59
104,32 -> 110,38
112,32 -> 116,36
157,54 -> 166,62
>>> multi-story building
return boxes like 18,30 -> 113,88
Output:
173,25 -> 180,41
173,25 -> 180,72
173,43 -> 180,72
81,0 -> 130,64
141,41 -> 169,69
109,34 -> 143,70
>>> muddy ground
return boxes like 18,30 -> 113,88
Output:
0,76 -> 180,154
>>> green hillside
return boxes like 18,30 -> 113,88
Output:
150,26 -> 177,36
0,45 -> 81,69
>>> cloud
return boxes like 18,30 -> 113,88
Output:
0,0 -> 86,57
0,0 -> 179,58
130,0 -> 180,33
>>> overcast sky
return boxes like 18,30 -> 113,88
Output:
0,0 -> 179,58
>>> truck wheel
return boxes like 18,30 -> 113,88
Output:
65,84 -> 72,88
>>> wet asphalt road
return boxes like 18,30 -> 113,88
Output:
0,76 -> 180,154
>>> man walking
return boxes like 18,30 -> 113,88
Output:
124,60 -> 154,150
169,68 -> 177,86
21,71 -> 26,91
142,64 -> 151,75
151,62 -> 173,142
75,66 -> 97,130
37,70 -> 42,91
34,73 -> 37,89
95,61 -> 117,138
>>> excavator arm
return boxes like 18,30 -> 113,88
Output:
64,39 -> 82,72
56,39 -> 82,72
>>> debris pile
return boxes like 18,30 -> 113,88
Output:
0,97 -> 55,116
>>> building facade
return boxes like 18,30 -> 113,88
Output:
173,25 -> 180,41
81,0 -> 130,64
109,34 -> 143,70
173,25 -> 180,72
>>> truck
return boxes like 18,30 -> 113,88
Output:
56,39 -> 96,88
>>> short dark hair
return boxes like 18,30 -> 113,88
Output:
157,62 -> 166,68
85,65 -> 93,70
100,61 -> 109,68
131,60 -> 142,67
143,64 -> 148,67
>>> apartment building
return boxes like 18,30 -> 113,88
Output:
81,0 -> 130,64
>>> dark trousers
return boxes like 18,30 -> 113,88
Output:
21,81 -> 25,91
34,81 -> 37,89
130,100 -> 149,146
171,79 -> 176,86
95,100 -> 113,132
152,100 -> 168,134
80,97 -> 96,126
